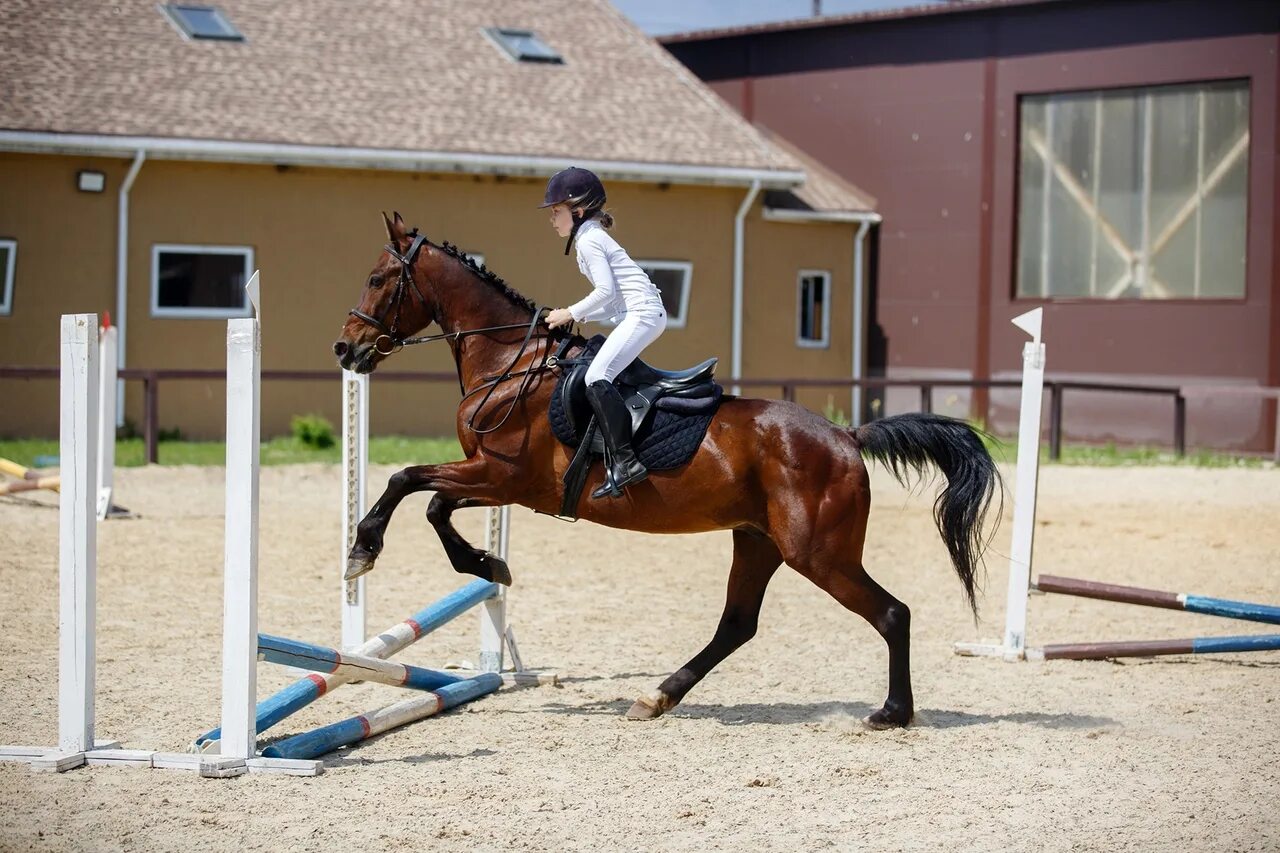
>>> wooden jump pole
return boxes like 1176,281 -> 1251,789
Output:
0,475 -> 60,495
1037,635 -> 1280,661
257,634 -> 468,692
1028,574 -> 1280,661
260,673 -> 502,760
1035,575 -> 1280,625
193,578 -> 499,748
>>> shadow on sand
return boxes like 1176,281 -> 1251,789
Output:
537,698 -> 1115,730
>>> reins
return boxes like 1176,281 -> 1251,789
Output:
346,232 -> 567,436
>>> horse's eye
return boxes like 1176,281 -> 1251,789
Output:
368,275 -> 383,288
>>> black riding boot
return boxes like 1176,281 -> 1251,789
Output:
586,379 -> 648,499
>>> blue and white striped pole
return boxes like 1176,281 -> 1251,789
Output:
261,674 -> 502,760
196,579 -> 498,747
256,634 -> 462,691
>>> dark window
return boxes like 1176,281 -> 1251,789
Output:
637,261 -> 692,328
485,28 -> 563,64
162,5 -> 244,41
152,246 -> 253,317
797,271 -> 830,347
0,239 -> 15,315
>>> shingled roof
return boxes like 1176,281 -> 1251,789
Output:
0,0 -> 803,184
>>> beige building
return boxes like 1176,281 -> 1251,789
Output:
0,0 -> 876,439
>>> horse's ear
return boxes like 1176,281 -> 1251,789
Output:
381,211 -> 396,242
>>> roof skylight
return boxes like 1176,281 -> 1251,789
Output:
485,28 -> 563,64
161,4 -> 244,41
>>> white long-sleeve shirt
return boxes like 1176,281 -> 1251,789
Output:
567,219 -> 665,323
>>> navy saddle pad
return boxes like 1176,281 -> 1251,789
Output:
547,336 -> 723,471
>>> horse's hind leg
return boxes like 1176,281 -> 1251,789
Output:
627,529 -> 782,720
791,551 -> 914,728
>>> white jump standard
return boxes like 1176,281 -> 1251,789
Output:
2,291 -> 541,778
955,308 -> 1280,662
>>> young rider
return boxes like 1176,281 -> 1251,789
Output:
542,167 -> 667,499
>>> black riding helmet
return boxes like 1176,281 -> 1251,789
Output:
540,167 -> 607,254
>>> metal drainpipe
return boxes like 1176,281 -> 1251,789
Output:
116,150 -> 146,426
851,219 -> 871,426
731,180 -> 761,395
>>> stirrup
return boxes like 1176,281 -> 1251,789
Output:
591,471 -> 621,500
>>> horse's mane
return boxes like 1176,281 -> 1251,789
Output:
425,233 -> 538,315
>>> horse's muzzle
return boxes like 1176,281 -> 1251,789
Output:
333,339 -> 378,374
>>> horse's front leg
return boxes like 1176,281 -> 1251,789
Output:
425,494 -> 511,585
344,457 -> 507,582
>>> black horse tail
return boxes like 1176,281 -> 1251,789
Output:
853,413 -> 1002,616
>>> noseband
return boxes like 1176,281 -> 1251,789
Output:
349,232 -> 432,356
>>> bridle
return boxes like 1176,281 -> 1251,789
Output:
348,232 -> 435,356
346,231 -> 567,435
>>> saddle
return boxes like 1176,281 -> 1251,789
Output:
548,335 -> 723,517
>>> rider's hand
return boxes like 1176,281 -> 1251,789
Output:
547,308 -> 574,329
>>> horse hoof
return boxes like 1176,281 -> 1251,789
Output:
344,555 -> 376,581
862,705 -> 913,730
485,554 -> 513,587
624,691 -> 671,721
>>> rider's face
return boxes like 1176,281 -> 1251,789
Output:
549,203 -> 575,238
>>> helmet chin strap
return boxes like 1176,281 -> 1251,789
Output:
564,210 -> 585,255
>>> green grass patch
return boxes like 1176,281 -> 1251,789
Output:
0,436 -> 464,468
2,433 -> 1270,470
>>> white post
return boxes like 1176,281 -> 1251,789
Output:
1000,308 -> 1046,660
340,371 -> 369,650
220,294 -> 260,759
59,314 -> 99,753
479,506 -> 509,673
96,323 -> 118,521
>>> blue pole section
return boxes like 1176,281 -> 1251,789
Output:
260,673 -> 503,760
195,580 -> 498,746
1191,634 -> 1280,654
256,633 -> 463,691
1182,595 -> 1280,626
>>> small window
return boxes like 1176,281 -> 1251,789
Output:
151,244 -> 254,318
485,28 -> 563,64
638,261 -> 692,329
797,270 -> 830,348
161,4 -> 244,41
0,239 -> 15,316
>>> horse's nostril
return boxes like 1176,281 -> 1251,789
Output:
333,341 -> 348,357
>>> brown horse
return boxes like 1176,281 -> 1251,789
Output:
333,212 -> 1000,727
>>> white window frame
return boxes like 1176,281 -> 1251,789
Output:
0,239 -> 15,316
796,269 -> 831,349
151,243 -> 255,319
636,260 -> 692,329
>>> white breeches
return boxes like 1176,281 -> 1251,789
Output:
585,309 -> 667,384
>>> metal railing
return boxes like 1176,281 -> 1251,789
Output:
0,365 -> 1240,464
735,376 -> 1187,460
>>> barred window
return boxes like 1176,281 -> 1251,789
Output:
1017,80 -> 1249,300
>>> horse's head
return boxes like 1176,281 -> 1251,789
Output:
333,212 -> 438,373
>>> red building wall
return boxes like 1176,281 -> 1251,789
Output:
669,0 -> 1280,450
